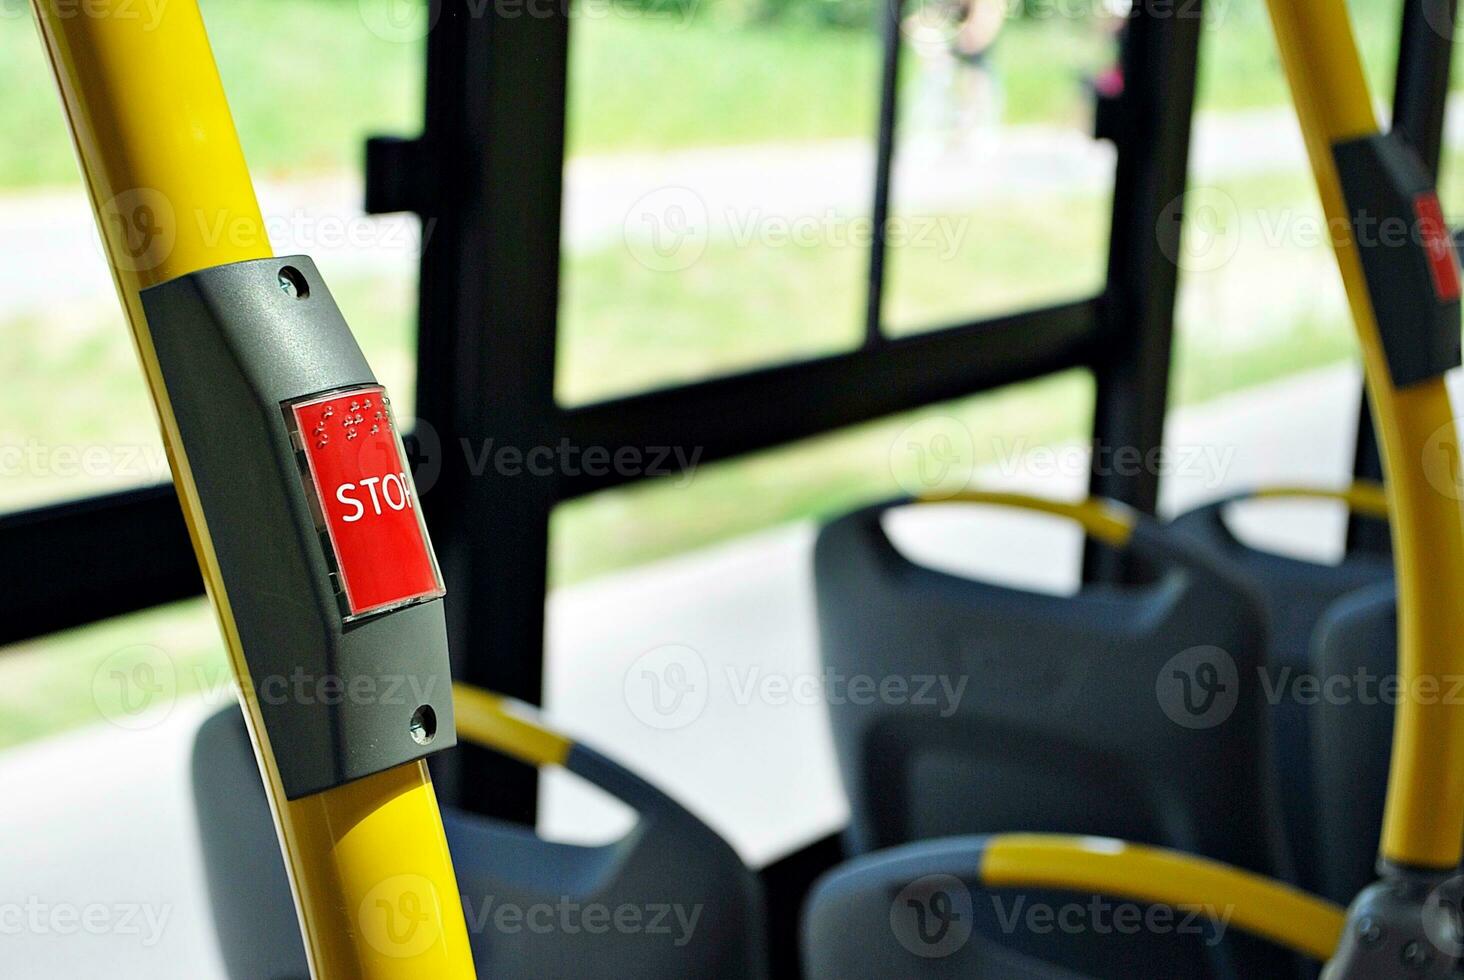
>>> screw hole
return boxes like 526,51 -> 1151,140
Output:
277,265 -> 310,300
409,704 -> 437,746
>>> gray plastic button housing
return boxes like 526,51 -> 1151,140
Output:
141,255 -> 455,799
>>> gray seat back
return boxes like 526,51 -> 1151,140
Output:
192,706 -> 767,979
1171,497 -> 1392,896
802,836 -> 1284,980
1310,582 -> 1399,904
813,501 -> 1295,976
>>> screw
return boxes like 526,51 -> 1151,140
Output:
1402,940 -> 1430,969
409,705 -> 436,746
276,265 -> 309,300
1358,917 -> 1383,946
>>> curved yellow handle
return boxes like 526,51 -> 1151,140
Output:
452,684 -> 572,768
1249,480 -> 1389,521
981,835 -> 1346,961
917,491 -> 1137,548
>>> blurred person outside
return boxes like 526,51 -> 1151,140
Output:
906,0 -> 1007,151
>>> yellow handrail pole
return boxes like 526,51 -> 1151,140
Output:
30,2 -> 476,975
1263,0 -> 1464,868
982,835 -> 1347,961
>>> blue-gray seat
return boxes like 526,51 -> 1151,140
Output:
1309,581 -> 1399,904
192,701 -> 767,979
813,496 -> 1295,976
802,835 -> 1322,980
1171,490 -> 1393,901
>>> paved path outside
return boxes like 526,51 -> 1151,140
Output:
0,358 -> 1416,977
4,101 -> 1460,320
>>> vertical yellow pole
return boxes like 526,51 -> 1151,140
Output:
30,1 -> 477,974
1263,0 -> 1464,869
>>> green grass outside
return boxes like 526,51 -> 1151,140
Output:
0,601 -> 230,748
559,187 -> 1110,403
0,273 -> 417,513
3,0 -> 1454,187
1,0 -> 425,188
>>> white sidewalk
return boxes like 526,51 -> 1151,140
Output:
5,100 -> 1459,321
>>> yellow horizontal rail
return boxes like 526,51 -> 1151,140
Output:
918,490 -> 1137,548
981,835 -> 1346,961
1250,481 -> 1389,521
453,684 -> 573,768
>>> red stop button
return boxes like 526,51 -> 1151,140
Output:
291,386 -> 445,619
1415,191 -> 1462,302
